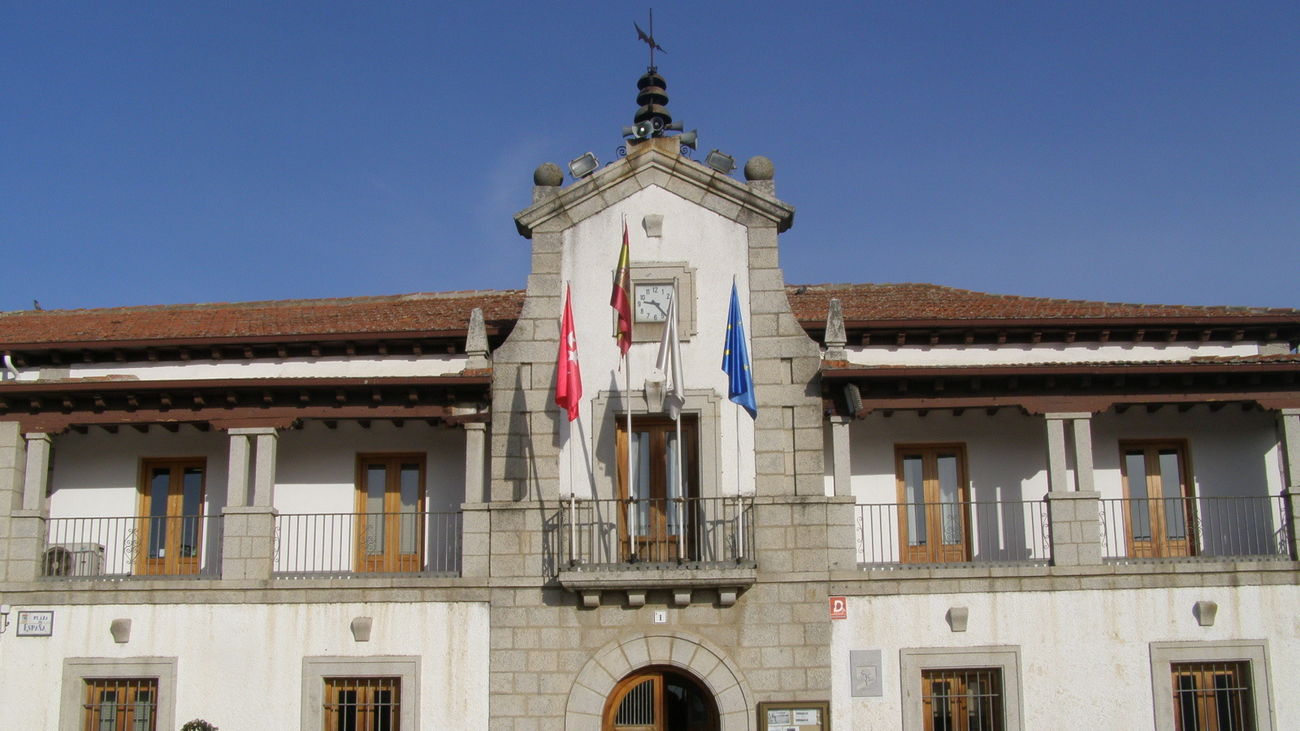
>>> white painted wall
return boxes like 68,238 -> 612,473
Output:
830,585 -> 1299,730
555,186 -> 757,498
0,601 -> 490,730
843,341 -> 1260,366
17,354 -> 471,383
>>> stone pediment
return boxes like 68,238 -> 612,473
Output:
514,136 -> 795,238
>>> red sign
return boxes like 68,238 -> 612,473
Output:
829,596 -> 847,620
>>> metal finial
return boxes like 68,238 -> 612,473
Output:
634,9 -> 665,71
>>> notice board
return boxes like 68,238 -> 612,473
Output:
757,700 -> 830,731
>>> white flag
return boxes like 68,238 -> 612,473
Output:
654,289 -> 685,420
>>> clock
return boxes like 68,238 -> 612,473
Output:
633,283 -> 674,323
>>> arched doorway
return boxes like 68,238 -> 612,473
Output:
602,665 -> 719,731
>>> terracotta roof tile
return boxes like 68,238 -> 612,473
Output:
1,283 -> 1294,349
785,283 -> 1299,323
0,291 -> 524,347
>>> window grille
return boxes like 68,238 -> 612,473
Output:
82,678 -> 158,731
1170,661 -> 1255,731
323,677 -> 400,731
921,668 -> 1003,731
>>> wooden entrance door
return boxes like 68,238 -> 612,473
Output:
615,416 -> 698,562
355,454 -> 426,573
1120,441 -> 1195,558
602,667 -> 718,731
137,458 -> 205,576
896,445 -> 971,563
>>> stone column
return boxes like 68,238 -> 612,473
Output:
1044,413 -> 1102,566
225,431 -> 252,508
0,422 -> 32,581
829,415 -> 852,498
5,432 -> 54,581
221,427 -> 278,581
1278,409 -> 1300,560
461,422 -> 490,577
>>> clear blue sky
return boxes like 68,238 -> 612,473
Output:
3,2 -> 1297,313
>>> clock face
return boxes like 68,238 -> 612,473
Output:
634,283 -> 674,323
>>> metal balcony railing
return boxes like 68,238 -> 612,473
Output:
273,511 -> 462,577
43,515 -> 223,579
856,500 -> 1051,565
561,496 -> 754,568
1100,495 -> 1290,560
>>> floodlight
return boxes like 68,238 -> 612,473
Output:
704,149 -> 736,174
567,152 -> 600,179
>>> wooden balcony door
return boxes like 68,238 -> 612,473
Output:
1120,441 -> 1195,558
137,458 -> 205,576
896,445 -> 971,563
602,667 -> 717,731
355,454 -> 425,573
615,416 -> 698,562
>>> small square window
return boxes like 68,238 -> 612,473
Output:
61,658 -> 176,731
1150,641 -> 1274,731
323,677 -> 400,731
921,668 -> 1003,731
1170,661 -> 1255,731
301,657 -> 418,731
83,678 -> 159,731
900,647 -> 1022,731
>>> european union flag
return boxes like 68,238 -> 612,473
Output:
722,281 -> 757,418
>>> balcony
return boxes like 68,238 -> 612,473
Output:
43,515 -> 224,579
856,500 -> 1051,566
272,511 -> 463,577
557,496 -> 757,607
1100,495 -> 1291,561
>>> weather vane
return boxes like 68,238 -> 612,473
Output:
634,9 -> 665,71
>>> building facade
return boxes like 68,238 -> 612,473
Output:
0,104 -> 1298,730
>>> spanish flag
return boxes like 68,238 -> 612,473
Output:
610,219 -> 632,355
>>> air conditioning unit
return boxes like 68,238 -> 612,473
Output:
44,543 -> 106,577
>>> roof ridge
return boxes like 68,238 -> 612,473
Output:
0,289 -> 525,317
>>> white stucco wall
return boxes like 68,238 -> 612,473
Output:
843,341 -> 1260,366
830,585 -> 1298,730
0,601 -> 490,730
555,186 -> 757,498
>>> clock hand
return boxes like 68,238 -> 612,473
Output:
651,300 -> 667,316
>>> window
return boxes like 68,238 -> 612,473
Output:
921,668 -> 1002,731
602,666 -> 717,731
1170,662 -> 1254,730
60,658 -> 176,731
137,458 -> 206,575
82,678 -> 158,731
355,454 -> 426,573
900,647 -> 1022,731
895,445 -> 970,563
324,677 -> 400,731
1120,441 -> 1195,558
615,415 -> 699,562
301,657 -> 418,731
1150,641 -> 1274,731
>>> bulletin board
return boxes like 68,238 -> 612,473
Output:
757,700 -> 830,731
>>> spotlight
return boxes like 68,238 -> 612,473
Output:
567,152 -> 600,179
704,149 -> 735,174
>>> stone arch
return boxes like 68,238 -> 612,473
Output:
565,631 -> 754,730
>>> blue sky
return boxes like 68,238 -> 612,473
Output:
3,2 -> 1297,312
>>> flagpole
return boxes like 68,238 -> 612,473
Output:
625,347 -> 635,558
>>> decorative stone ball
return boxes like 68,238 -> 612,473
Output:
533,162 -> 564,187
743,155 -> 774,181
